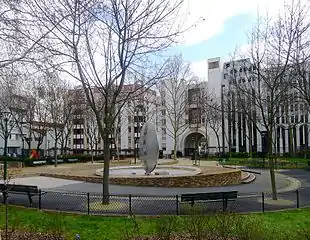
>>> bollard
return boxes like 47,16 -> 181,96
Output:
296,190 -> 300,208
176,195 -> 179,215
38,189 -> 42,210
262,192 -> 265,213
129,194 -> 132,216
87,193 -> 90,215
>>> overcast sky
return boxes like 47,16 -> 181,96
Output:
169,0 -> 289,80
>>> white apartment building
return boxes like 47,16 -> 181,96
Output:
211,57 -> 310,155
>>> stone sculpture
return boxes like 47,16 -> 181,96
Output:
138,122 -> 159,175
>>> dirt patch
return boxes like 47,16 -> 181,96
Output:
131,233 -> 238,239
0,229 -> 64,240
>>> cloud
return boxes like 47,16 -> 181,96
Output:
177,0 -> 286,46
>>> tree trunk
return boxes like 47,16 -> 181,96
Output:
248,121 -> 253,159
60,142 -> 64,155
102,130 -> 110,204
215,132 -> 221,156
27,141 -> 31,159
173,133 -> 177,160
268,129 -> 277,200
289,126 -> 294,157
54,141 -> 58,167
91,149 -> 94,163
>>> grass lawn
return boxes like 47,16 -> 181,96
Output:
1,205 -> 310,239
214,157 -> 309,169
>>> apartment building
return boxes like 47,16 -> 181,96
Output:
211,57 -> 310,155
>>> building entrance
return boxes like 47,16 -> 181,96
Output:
184,132 -> 204,157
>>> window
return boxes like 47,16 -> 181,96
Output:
128,127 -> 131,133
162,135 -> 166,140
161,109 -> 166,116
162,119 -> 166,125
301,115 -> 304,122
73,139 -> 84,144
73,129 -> 84,135
162,128 -> 166,134
224,73 -> 228,79
208,61 -> 219,69
300,104 -> 304,112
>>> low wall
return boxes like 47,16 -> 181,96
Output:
40,169 -> 241,188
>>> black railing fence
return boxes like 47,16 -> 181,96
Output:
2,188 -> 309,216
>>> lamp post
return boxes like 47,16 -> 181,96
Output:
134,107 -> 140,165
19,122 -> 27,164
1,110 -> 12,181
47,140 -> 50,157
221,84 -> 226,157
21,135 -> 26,163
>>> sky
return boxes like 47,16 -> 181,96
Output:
170,0 -> 287,80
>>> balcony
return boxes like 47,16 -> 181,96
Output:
189,123 -> 202,129
73,144 -> 84,149
73,134 -> 84,139
73,124 -> 84,129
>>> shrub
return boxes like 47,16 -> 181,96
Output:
0,156 -> 21,162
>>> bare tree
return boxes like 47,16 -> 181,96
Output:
203,90 -> 222,154
85,108 -> 101,163
27,0 -> 184,203
289,1 -> 310,157
0,1 -> 63,69
158,55 -> 192,160
228,3 -> 301,200
44,71 -> 72,167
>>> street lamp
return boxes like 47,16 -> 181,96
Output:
19,122 -> 27,164
134,107 -> 140,165
47,140 -> 50,157
0,110 -> 13,181
221,84 -> 226,157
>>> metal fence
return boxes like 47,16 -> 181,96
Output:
3,188 -> 310,216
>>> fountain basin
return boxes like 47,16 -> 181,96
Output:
93,165 -> 242,188
95,165 -> 201,178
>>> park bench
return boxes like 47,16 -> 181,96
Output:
32,160 -> 47,165
180,191 -> 238,211
67,158 -> 78,163
0,184 -> 43,206
51,159 -> 64,163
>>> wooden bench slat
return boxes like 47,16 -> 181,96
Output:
0,183 -> 40,206
180,191 -> 238,211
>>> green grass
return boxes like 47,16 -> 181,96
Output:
2,205 -> 310,239
216,157 -> 308,169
